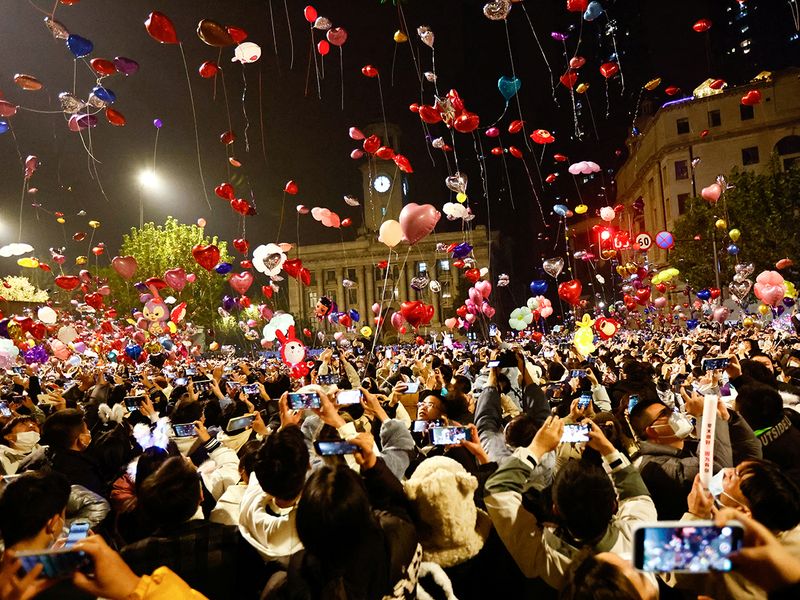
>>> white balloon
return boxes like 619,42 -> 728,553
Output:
232,42 -> 262,64
37,306 -> 57,324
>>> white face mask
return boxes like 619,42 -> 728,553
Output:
707,469 -> 726,498
13,430 -> 40,453
651,412 -> 694,440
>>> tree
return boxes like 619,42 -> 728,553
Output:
0,276 -> 48,303
108,217 -> 232,330
670,160 -> 800,290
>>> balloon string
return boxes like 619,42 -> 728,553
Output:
178,43 -> 212,211
339,47 -> 344,111
18,177 -> 27,242
16,107 -> 63,115
364,247 -> 394,372
296,212 -> 301,260
241,66 -> 250,153
499,150 -> 516,210
390,43 -> 398,87
377,75 -> 389,142
472,132 -> 492,272
284,0 -> 294,69
219,68 -> 235,149
153,127 -> 160,172
266,0 -> 279,55
503,19 -> 531,150
276,191 -> 286,243
25,0 -> 50,16
85,124 -> 110,203
258,68 -> 269,165
310,27 -> 322,99
605,12 -> 625,92
585,93 -> 600,140
521,157 -> 546,222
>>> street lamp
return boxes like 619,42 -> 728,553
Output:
137,169 -> 162,228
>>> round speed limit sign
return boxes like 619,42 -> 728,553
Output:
636,232 -> 652,251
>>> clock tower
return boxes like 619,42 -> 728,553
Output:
358,122 -> 406,235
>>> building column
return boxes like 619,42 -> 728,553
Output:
316,268 -> 324,300
405,262 -> 414,301
357,265 -> 367,323
431,262 -> 441,325
366,264 -> 375,310
337,269 -> 345,312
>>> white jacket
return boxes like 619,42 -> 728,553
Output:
210,483 -> 247,526
238,472 -> 303,562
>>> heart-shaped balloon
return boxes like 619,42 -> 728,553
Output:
192,244 -> 220,271
111,255 -> 137,280
327,27 -> 348,46
444,317 -> 458,329
701,183 -> 722,203
635,287 -> 651,305
734,263 -> 755,282
445,172 -> 468,194
54,275 -> 80,291
530,280 -> 548,295
164,268 -> 187,291
233,238 -> 249,254
696,289 -> 711,301
464,268 -> 481,284
497,76 -> 521,101
543,257 -> 565,279
215,182 -> 235,200
483,0 -> 512,20
399,203 -> 441,245
84,293 -> 103,310
229,271 -> 254,295
475,280 -> 492,299
741,90 -> 762,106
283,258 -> 303,279
410,275 -> 430,291
558,279 -> 582,305
729,280 -> 752,302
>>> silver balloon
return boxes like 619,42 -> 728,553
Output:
483,0 -> 512,20
313,17 -> 332,31
431,137 -> 445,149
245,329 -> 260,340
424,71 -> 437,83
342,279 -> 356,288
87,95 -> 107,110
497,274 -> 510,287
58,92 -> 83,114
417,26 -> 434,48
429,280 -> 441,293
44,16 -> 69,40
411,275 -> 429,291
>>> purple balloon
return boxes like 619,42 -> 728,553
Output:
76,113 -> 98,129
133,281 -> 149,293
451,242 -> 473,259
153,118 -> 163,129
222,295 -> 237,312
551,32 -> 569,41
113,56 -> 139,76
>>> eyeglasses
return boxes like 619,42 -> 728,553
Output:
645,406 -> 672,430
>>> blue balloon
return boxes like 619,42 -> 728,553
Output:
530,280 -> 548,295
696,289 -> 711,301
686,319 -> 699,330
451,242 -> 473,259
0,121 -> 8,135
215,262 -> 233,275
330,312 -> 340,324
125,343 -> 142,360
91,86 -> 116,105
159,336 -> 174,351
726,244 -> 739,255
553,204 -> 568,217
497,76 -> 521,102
349,309 -> 360,323
583,1 -> 604,21
66,34 -> 94,58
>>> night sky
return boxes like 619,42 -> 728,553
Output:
0,0 -> 795,308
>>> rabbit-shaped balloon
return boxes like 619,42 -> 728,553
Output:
573,314 -> 596,356
140,286 -> 187,336
276,326 -> 306,366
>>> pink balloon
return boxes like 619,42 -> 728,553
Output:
482,303 -> 496,318
712,306 -> 730,323
540,306 -> 553,318
468,287 -> 482,305
350,149 -> 364,160
349,127 -> 365,140
654,297 -> 667,309
164,267 -> 187,291
97,285 -> 111,296
399,203 -> 441,245
334,331 -> 344,341
391,312 -> 404,331
754,270 -> 785,307
475,280 -> 492,298
311,207 -> 324,221
444,317 -> 458,329
372,302 -> 381,315
111,255 -> 137,280
296,205 -> 310,214
186,273 -> 197,283
465,313 -> 477,323
701,183 -> 722,203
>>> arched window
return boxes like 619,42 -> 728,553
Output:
774,135 -> 800,170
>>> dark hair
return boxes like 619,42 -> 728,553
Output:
739,459 -> 800,531
548,362 -> 566,382
622,361 -> 655,383
735,384 -> 784,430
438,364 -> 453,384
296,464 -> 378,566
553,461 -> 617,543
0,415 -> 37,447
739,360 -> 778,388
0,471 -> 70,547
452,374 -> 472,395
237,439 -> 261,476
134,446 -> 171,495
138,456 -> 202,528
504,414 -> 539,448
254,426 -> 309,501
41,408 -> 85,450
628,398 -> 667,439
169,399 -> 204,425
560,549 -> 641,600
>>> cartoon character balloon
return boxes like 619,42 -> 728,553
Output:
573,314 -> 596,356
315,296 -> 333,319
276,326 -> 306,367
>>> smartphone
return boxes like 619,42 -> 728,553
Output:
314,440 -> 358,455
672,375 -> 687,394
242,383 -> 260,396
430,426 -> 472,445
404,382 -> 420,394
226,414 -> 255,432
173,377 -> 188,387
489,324 -> 498,337
560,424 -> 590,443
288,392 -> 321,410
578,393 -> 592,410
192,379 -> 212,392
16,548 -> 93,579
64,520 -> 90,549
317,374 -> 341,386
124,396 -> 144,412
702,357 -> 730,372
487,360 -> 501,368
185,368 -> 197,376
627,394 -> 640,412
172,423 -> 197,438
571,369 -> 587,379
412,419 -> 442,433
336,389 -> 362,406
0,401 -> 11,418
633,522 -> 744,573
12,366 -> 24,374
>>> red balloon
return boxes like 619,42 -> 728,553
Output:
226,26 -> 248,43
363,135 -> 381,154
692,18 -> 712,33
54,275 -> 80,291
491,147 -> 503,156
191,244 -> 221,271
709,79 -> 726,90
454,112 -> 480,133
557,279 -> 582,305
361,65 -> 379,78
375,146 -> 395,160
418,105 -> 442,124
303,5 -> 318,23
197,19 -> 235,47
283,258 -> 303,279
508,146 -> 523,159
464,268 -> 481,283
400,301 -> 427,329
326,27 -> 348,47
230,198 -> 254,216
284,180 -> 298,195
409,103 -> 420,113
215,183 -> 235,200
741,90 -> 762,106
220,130 -> 236,145
90,58 -> 117,76
341,218 -> 352,227
393,154 -> 413,173
199,61 -> 219,78
105,108 -> 126,126
317,40 -> 330,56
531,129 -> 555,144
600,62 -> 619,79
559,70 -> 578,89
664,85 -> 680,96
566,0 -> 589,12
145,11 -> 179,45
635,288 -> 650,306
508,120 -> 524,134
233,238 -> 249,254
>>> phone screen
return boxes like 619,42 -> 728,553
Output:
16,549 -> 92,579
487,360 -> 501,368
430,426 -> 471,445
192,379 -> 212,392
288,392 -> 321,410
336,389 -> 362,406
314,440 -> 358,456
64,521 -> 90,549
124,396 -> 143,412
226,414 -> 255,432
404,382 -> 420,394
560,424 -> 590,443
634,523 -> 743,572
173,377 -> 188,387
702,357 -> 730,372
578,393 -> 592,409
318,374 -> 340,386
242,383 -> 260,396
172,423 -> 197,438
571,369 -> 587,378
627,394 -> 640,412
0,402 -> 11,417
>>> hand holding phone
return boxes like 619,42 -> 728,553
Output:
288,391 -> 321,410
430,426 -> 472,445
633,521 -> 743,573
226,414 -> 256,432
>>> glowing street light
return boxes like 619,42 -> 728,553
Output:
137,169 -> 163,227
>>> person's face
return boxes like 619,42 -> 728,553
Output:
717,464 -> 752,513
417,395 -> 444,421
595,552 -> 658,600
11,421 -> 38,436
642,404 -> 677,442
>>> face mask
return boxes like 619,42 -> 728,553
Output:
707,469 -> 726,498
440,387 -> 449,397
13,431 -> 40,453
652,411 -> 694,439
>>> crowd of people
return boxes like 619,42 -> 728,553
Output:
0,322 -> 799,599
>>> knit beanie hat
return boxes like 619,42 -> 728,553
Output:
403,456 -> 491,568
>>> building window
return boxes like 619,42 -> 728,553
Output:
347,268 -> 356,282
308,291 -> 318,310
325,269 -> 336,283
708,110 -> 721,127
439,259 -> 450,271
674,160 -> 689,180
347,289 -> 357,306
742,146 -> 760,166
740,104 -> 754,120
325,290 -> 337,305
676,118 -> 690,135
677,193 -> 690,215
418,261 -> 427,274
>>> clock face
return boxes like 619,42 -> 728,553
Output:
373,174 -> 391,193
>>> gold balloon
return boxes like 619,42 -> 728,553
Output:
6,322 -> 22,342
644,77 -> 662,91
209,341 -> 220,351
56,217 -> 65,224
575,204 -> 588,214
758,304 -> 769,315
576,83 -> 590,94
393,30 -> 408,43
742,317 -> 754,327
625,262 -> 638,275
75,255 -> 88,265
88,220 -> 100,229
715,219 -> 726,230
728,228 -> 740,242
16,257 -> 39,268
360,326 -> 373,337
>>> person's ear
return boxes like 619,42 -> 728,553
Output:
45,514 -> 61,535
